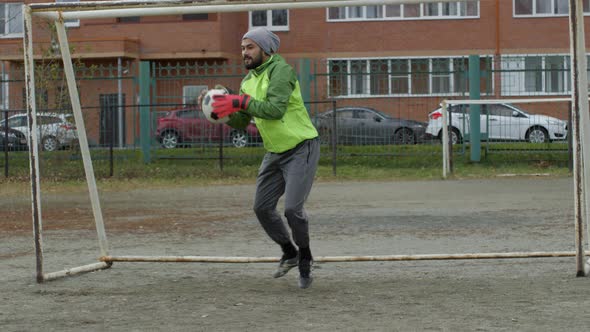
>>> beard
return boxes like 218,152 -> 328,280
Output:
244,52 -> 264,70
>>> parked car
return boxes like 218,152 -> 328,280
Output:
155,108 -> 261,149
314,107 -> 427,145
0,112 -> 78,151
426,103 -> 568,144
0,126 -> 28,151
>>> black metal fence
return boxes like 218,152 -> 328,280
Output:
0,55 -> 575,178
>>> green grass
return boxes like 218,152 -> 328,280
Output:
0,142 -> 572,192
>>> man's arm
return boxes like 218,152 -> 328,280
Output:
226,111 -> 252,130
242,64 -> 296,120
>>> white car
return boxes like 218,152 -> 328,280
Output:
0,112 -> 78,151
426,103 -> 568,144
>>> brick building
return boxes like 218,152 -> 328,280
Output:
0,0 -> 587,146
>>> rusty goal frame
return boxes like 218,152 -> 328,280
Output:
22,0 -> 590,283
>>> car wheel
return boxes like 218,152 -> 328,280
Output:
161,131 -> 179,149
393,128 -> 415,144
42,136 -> 59,151
450,128 -> 462,145
230,130 -> 249,148
526,126 -> 549,143
438,127 -> 462,145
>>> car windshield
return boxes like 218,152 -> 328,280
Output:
504,104 -> 529,115
367,108 -> 392,119
322,108 -> 391,119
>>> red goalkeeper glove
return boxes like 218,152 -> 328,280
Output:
211,94 -> 251,120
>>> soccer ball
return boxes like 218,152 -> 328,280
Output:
201,88 -> 229,124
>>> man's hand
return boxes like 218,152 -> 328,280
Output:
211,94 -> 251,120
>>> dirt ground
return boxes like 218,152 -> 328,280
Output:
2,177 -> 590,331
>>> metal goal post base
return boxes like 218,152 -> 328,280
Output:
40,251 -> 590,282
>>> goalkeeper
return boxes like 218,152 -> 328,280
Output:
210,27 -> 319,289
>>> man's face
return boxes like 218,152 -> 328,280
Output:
241,38 -> 265,70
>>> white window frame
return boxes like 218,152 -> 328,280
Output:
431,58 -> 453,94
56,0 -> 80,27
326,56 -> 494,98
249,9 -> 289,31
501,54 -> 572,96
326,2 -> 480,22
0,72 -> 8,110
513,0 -> 590,17
183,85 -> 208,106
0,2 -> 23,38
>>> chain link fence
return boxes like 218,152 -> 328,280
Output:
0,55 -> 574,178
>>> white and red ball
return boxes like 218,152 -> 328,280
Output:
201,88 -> 229,124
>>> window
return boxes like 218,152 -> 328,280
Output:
327,56 -> 492,97
545,56 -> 569,93
350,60 -> 368,95
0,3 -> 23,37
524,57 -> 542,92
488,104 -> 515,117
411,59 -> 430,94
250,10 -> 288,31
336,110 -> 354,119
501,54 -> 571,95
452,58 -> 469,93
183,85 -> 207,106
327,1 -> 479,21
366,6 -> 383,19
370,60 -> 389,95
390,59 -> 409,94
514,0 -> 590,16
182,13 -> 208,21
431,58 -> 451,93
178,110 -> 200,119
355,109 -> 369,119
56,0 -> 80,27
349,6 -> 363,19
385,5 -> 401,18
328,60 -> 348,97
0,73 -> 8,110
6,115 -> 26,127
328,7 -> 346,20
38,116 -> 62,125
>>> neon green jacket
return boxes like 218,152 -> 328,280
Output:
227,54 -> 318,153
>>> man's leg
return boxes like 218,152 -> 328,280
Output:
282,138 -> 320,288
253,153 -> 298,278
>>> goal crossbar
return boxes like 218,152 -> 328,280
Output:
28,0 -> 470,20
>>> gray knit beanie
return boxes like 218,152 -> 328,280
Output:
242,27 -> 280,55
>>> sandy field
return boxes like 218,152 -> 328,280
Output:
2,177 -> 590,331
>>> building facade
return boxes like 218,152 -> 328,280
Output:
0,0 -> 587,146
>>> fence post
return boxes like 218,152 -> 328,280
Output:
298,58 -> 311,109
469,55 -> 481,162
139,61 -> 151,163
3,111 -> 8,178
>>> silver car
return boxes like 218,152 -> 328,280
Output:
0,112 -> 78,151
426,103 -> 568,144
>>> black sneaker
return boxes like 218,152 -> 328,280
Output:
298,258 -> 313,289
272,252 -> 299,278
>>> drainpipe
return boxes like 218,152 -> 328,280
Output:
117,57 -> 123,148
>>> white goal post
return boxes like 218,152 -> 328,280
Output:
22,0 -> 590,283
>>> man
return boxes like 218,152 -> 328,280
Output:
210,27 -> 320,289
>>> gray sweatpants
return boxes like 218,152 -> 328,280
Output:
253,138 -> 320,249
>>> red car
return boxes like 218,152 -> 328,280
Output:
155,108 -> 261,149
